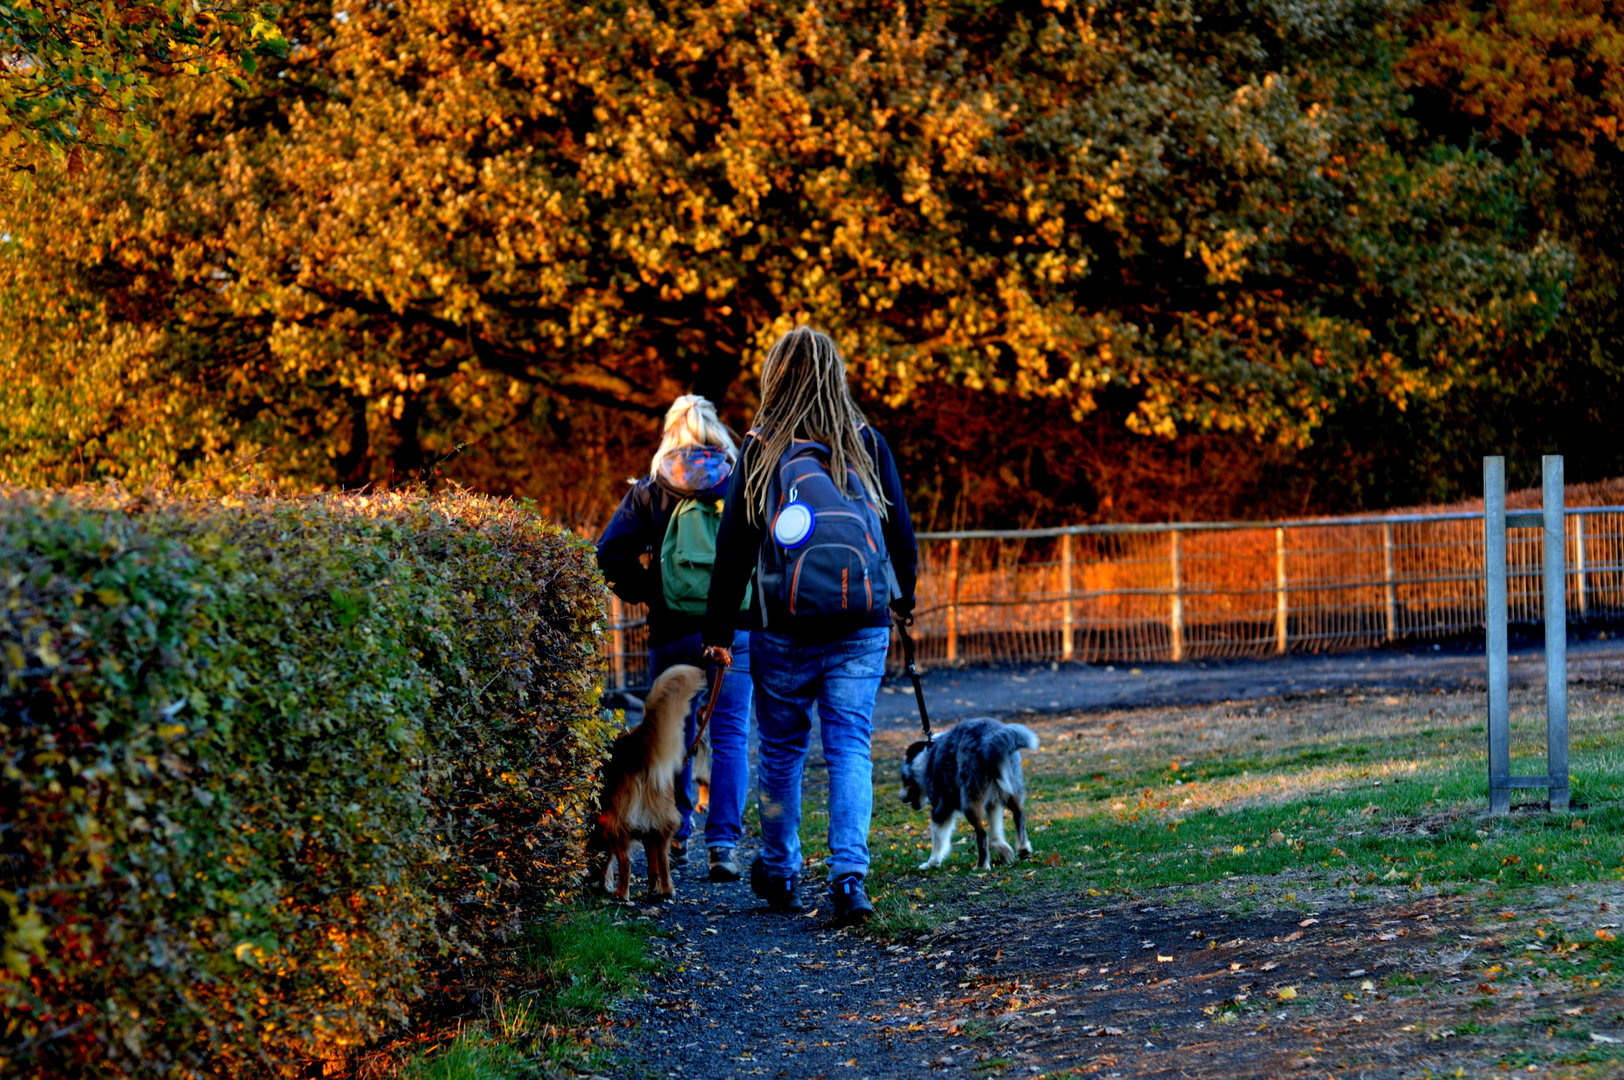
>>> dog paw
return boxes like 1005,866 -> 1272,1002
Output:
918,860 -> 936,870
1017,846 -> 1034,860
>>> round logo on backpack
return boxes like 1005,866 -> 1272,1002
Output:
773,501 -> 815,549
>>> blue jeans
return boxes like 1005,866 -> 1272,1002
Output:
648,630 -> 752,849
752,625 -> 890,882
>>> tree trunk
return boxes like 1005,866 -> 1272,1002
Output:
332,390 -> 372,489
390,393 -> 427,484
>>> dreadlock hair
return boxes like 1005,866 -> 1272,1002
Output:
744,326 -> 887,526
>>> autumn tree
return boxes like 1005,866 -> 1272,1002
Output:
0,0 -> 285,192
1287,0 -> 1624,508
0,0 -> 1570,524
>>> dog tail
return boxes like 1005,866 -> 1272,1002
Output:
1001,723 -> 1039,754
643,663 -> 707,772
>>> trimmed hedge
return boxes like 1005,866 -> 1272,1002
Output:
0,489 -> 612,1077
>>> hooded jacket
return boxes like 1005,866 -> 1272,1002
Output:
596,445 -> 750,650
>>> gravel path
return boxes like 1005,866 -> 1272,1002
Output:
615,868 -> 1609,1080
617,855 -> 965,1080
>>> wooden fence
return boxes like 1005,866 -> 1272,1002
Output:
602,506 -> 1624,688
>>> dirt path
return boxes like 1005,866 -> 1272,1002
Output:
619,868 -> 1624,1079
617,859 -> 961,1079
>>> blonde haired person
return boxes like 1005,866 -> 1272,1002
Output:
597,394 -> 755,881
702,327 -> 918,926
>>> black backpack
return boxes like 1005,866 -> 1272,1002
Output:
757,437 -> 898,625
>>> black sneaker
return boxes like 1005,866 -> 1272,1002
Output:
829,874 -> 874,927
749,856 -> 805,913
708,847 -> 742,883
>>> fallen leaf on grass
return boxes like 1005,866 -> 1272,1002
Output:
1376,933 -> 1400,941
1043,852 -> 1062,867
1276,987 -> 1298,1001
1157,955 -> 1173,962
1084,1026 -> 1125,1037
1299,918 -> 1320,927
1277,931 -> 1304,943
1593,1033 -> 1621,1045
1260,962 -> 1280,972
1565,1008 -> 1585,1016
1347,968 -> 1367,977
1599,929 -> 1618,942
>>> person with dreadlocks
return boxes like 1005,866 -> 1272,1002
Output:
702,326 -> 918,926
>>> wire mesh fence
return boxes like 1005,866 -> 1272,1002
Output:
602,507 -> 1624,688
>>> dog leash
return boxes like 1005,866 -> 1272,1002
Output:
685,652 -> 730,763
895,615 -> 934,743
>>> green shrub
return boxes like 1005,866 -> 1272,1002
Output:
0,488 -> 611,1077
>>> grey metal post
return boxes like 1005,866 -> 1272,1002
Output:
1543,455 -> 1570,812
1383,521 -> 1398,643
1485,457 -> 1511,814
1275,526 -> 1288,654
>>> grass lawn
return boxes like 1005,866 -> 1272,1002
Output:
836,683 -> 1624,929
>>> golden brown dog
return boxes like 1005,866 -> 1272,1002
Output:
588,663 -> 706,900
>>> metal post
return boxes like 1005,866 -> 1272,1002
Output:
1485,456 -> 1511,814
1275,526 -> 1288,654
1383,520 -> 1398,643
1061,532 -> 1075,662
1169,529 -> 1184,662
610,594 -> 626,691
1543,455 -> 1570,812
947,538 -> 960,666
1574,513 -> 1588,620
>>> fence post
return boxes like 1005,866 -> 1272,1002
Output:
1169,529 -> 1184,662
1543,455 -> 1570,813
1383,520 -> 1398,643
1061,532 -> 1074,662
947,537 -> 960,666
1275,526 -> 1288,655
1574,513 -> 1588,620
609,594 -> 626,691
1485,456 -> 1511,814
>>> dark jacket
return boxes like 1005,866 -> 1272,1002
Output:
702,426 -> 917,647
596,446 -> 752,650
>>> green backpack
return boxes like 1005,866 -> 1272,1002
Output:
660,497 -> 751,614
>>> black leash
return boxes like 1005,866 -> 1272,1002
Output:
895,615 -> 933,743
